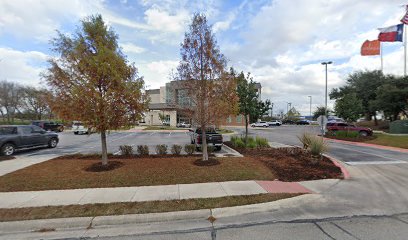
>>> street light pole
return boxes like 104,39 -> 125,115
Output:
321,61 -> 332,135
308,96 -> 312,118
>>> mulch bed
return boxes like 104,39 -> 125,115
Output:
225,141 -> 343,181
193,158 -> 220,166
84,161 -> 125,172
324,135 -> 377,142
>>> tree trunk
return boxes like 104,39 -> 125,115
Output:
245,114 -> 248,145
373,114 -> 378,126
201,125 -> 208,161
101,130 -> 108,165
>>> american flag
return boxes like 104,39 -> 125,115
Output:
401,5 -> 408,24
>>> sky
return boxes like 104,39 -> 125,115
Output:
0,0 -> 407,116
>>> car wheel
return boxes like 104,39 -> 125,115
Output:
359,131 -> 368,137
1,143 -> 15,156
74,131 -> 78,135
48,138 -> 58,148
216,146 -> 222,151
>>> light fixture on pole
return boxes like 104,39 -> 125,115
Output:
321,61 -> 332,135
308,96 -> 312,118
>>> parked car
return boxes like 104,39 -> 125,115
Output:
267,120 -> 282,126
189,127 -> 223,151
72,121 -> 91,135
326,122 -> 373,136
162,120 -> 170,126
177,122 -> 191,128
282,119 -> 296,125
250,121 -> 269,127
296,120 -> 310,125
0,125 -> 59,156
31,121 -> 64,132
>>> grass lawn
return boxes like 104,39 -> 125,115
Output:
0,193 -> 300,222
365,133 -> 408,149
143,126 -> 181,130
0,156 -> 275,192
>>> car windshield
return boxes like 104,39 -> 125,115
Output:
0,127 -> 17,135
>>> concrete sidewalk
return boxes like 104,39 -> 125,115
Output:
0,154 -> 60,177
0,180 -> 311,209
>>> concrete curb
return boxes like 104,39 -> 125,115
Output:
0,210 -> 211,234
221,144 -> 244,157
324,154 -> 351,180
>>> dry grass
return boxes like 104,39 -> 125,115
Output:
365,133 -> 408,149
0,156 -> 275,192
0,193 -> 300,222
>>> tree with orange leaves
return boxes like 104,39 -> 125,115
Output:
43,15 -> 148,165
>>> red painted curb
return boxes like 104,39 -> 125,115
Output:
325,137 -> 408,153
325,155 -> 350,180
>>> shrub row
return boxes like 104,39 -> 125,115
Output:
230,135 -> 269,149
119,144 -> 197,156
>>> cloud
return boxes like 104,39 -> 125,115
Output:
0,48 -> 48,86
121,43 -> 146,54
138,60 -> 179,89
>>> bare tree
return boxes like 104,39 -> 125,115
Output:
175,13 -> 238,161
0,81 -> 24,123
22,87 -> 51,120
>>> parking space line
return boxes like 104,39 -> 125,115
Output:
149,132 -> 156,136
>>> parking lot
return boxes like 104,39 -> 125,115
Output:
14,130 -> 235,157
12,125 -> 408,166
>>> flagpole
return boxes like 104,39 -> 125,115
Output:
405,24 -> 407,76
380,42 -> 383,72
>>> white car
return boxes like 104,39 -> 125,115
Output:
72,121 -> 90,135
251,121 -> 269,127
267,120 -> 282,126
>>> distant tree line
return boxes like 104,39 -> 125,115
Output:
330,70 -> 408,123
0,80 -> 52,123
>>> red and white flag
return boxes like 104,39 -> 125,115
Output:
401,5 -> 408,24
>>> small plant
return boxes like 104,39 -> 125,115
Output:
137,145 -> 149,156
247,141 -> 257,148
234,137 -> 246,148
309,136 -> 329,164
119,145 -> 133,156
298,132 -> 313,149
255,136 -> 269,147
155,144 -> 168,155
184,144 -> 195,155
171,144 -> 182,155
207,145 -> 215,154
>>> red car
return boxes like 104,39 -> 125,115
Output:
326,122 -> 373,137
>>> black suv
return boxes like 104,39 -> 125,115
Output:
0,125 -> 59,156
31,121 -> 64,132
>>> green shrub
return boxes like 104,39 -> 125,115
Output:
184,144 -> 195,155
334,130 -> 359,138
247,141 -> 257,148
137,145 -> 149,156
309,136 -> 329,157
171,144 -> 182,155
255,136 -> 269,147
297,132 -> 313,149
119,145 -> 133,156
207,145 -> 215,153
234,138 -> 246,148
155,144 -> 168,155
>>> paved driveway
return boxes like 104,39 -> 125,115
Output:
237,125 -> 408,165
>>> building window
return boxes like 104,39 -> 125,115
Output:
227,116 -> 232,123
236,115 -> 242,123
